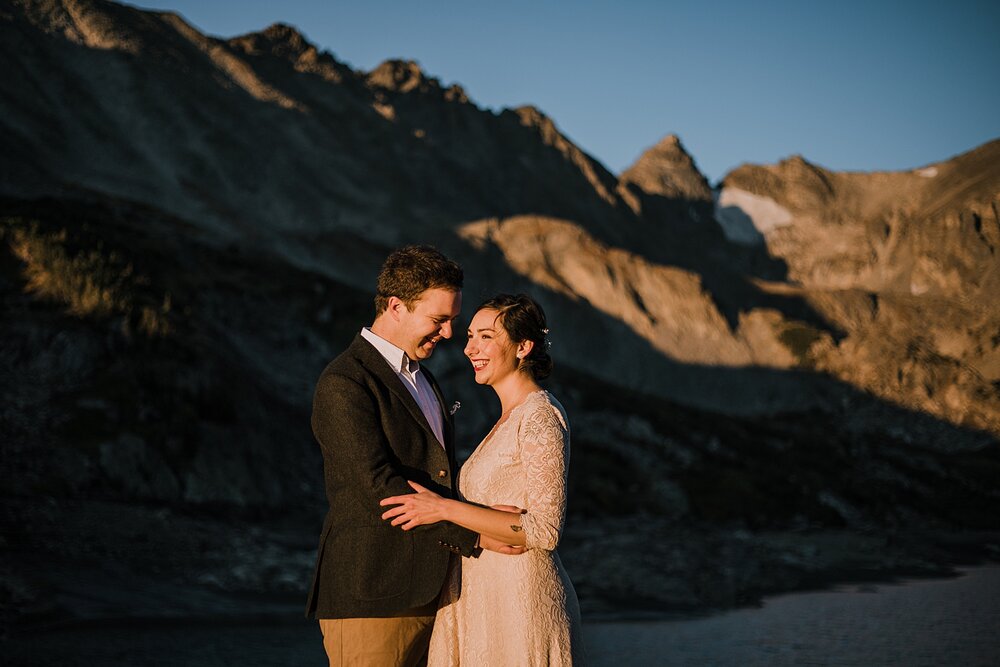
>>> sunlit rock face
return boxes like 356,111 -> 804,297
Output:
717,144 -> 1000,432
721,148 -> 1000,299
460,215 -> 795,369
621,135 -> 713,206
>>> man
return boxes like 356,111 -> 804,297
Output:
306,245 -> 519,666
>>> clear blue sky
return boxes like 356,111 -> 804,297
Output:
126,0 -> 999,184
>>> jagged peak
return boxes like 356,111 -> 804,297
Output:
499,105 -> 620,207
779,154 -> 822,171
506,106 -> 575,152
517,105 -> 583,134
224,22 -> 354,84
723,155 -> 830,186
637,134 -> 699,166
12,0 -> 156,54
366,59 -> 438,93
507,105 -> 564,140
621,134 -> 712,202
228,22 -> 315,58
443,83 -> 469,103
511,104 -> 547,123
722,154 -> 835,206
654,133 -> 684,149
259,22 -> 309,43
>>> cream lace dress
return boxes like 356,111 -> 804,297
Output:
428,390 -> 585,666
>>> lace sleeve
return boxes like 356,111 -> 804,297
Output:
518,396 -> 570,551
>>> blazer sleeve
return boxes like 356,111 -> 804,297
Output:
312,372 -> 479,556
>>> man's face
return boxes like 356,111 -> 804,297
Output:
394,288 -> 462,361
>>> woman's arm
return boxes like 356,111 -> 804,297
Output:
516,399 -> 570,551
381,481 -> 528,546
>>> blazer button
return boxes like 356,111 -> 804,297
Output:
437,470 -> 447,478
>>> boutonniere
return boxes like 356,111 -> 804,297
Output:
449,401 -> 461,416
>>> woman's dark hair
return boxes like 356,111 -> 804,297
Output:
476,293 -> 552,380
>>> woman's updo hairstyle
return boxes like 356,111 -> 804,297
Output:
476,293 -> 552,381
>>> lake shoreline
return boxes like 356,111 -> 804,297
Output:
6,566 -> 1000,666
4,498 -> 1000,640
7,559 -> 998,634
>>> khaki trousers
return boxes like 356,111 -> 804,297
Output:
319,616 -> 435,667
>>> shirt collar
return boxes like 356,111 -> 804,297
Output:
361,327 -> 420,375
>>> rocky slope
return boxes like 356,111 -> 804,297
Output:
718,142 -> 1000,431
1,0 -> 999,632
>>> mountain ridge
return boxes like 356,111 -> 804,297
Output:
3,0 -> 997,430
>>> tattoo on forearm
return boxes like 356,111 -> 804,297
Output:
510,525 -> 522,533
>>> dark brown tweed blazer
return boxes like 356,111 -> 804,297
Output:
305,334 -> 478,619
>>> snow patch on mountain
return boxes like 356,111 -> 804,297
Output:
713,187 -> 793,245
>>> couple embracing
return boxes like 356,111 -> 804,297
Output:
305,245 -> 584,666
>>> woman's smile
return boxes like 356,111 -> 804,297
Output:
465,308 -> 521,386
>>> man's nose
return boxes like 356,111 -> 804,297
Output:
440,320 -> 453,339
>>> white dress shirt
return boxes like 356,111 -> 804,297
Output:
361,327 -> 445,447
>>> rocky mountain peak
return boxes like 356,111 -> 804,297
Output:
512,104 -> 551,127
723,154 -> 835,211
227,22 -> 314,58
366,59 -> 434,93
657,134 -> 684,150
620,134 -> 712,202
774,155 -> 834,193
509,105 -> 564,144
225,22 -> 353,85
13,0 -> 155,54
503,105 -> 621,209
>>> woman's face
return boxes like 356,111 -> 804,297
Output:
464,308 -> 520,386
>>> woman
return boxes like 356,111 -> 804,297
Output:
380,293 -> 584,665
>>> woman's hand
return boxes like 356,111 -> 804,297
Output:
490,504 -> 525,514
479,534 -> 527,555
380,480 -> 450,530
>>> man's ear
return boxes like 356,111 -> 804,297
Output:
387,296 -> 406,322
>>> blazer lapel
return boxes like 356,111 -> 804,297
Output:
421,365 -> 460,493
422,365 -> 454,451
350,335 -> 441,445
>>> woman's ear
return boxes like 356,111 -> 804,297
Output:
517,339 -> 535,360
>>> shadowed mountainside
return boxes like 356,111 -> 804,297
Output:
1,0 -> 999,634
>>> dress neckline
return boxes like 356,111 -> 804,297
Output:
478,389 -> 547,448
